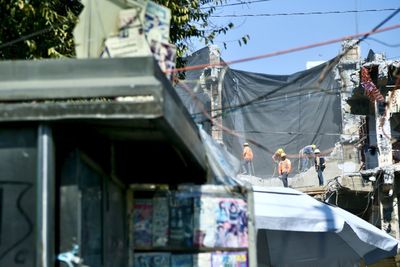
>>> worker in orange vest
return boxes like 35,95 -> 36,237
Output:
242,143 -> 254,175
278,153 -> 292,187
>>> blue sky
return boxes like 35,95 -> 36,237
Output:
191,0 -> 400,75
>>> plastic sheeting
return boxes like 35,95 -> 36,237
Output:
176,47 -> 342,178
176,48 -> 213,134
198,127 -> 243,186
253,186 -> 399,266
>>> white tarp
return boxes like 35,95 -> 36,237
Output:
253,186 -> 399,267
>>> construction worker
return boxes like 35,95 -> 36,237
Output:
314,149 -> 326,186
272,148 -> 285,177
242,143 -> 254,175
278,153 -> 291,187
299,144 -> 316,172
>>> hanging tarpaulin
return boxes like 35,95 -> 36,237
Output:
198,127 -> 243,186
221,61 -> 342,178
361,66 -> 385,102
175,47 -> 343,178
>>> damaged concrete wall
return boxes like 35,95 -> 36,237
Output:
354,51 -> 400,238
332,40 -> 365,176
334,41 -> 398,179
315,41 -> 399,239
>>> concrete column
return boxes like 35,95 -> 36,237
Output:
375,101 -> 393,167
207,45 -> 225,144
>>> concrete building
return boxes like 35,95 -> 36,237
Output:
204,42 -> 400,246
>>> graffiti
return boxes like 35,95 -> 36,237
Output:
0,181 -> 33,263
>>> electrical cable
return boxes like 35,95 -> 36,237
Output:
180,70 -> 399,140
184,14 -> 400,123
179,79 -> 399,154
202,0 -> 272,9
0,11 -> 77,52
177,77 -> 278,155
180,77 -> 399,160
167,23 -> 400,74
3,7 -> 394,157
318,7 -> 400,83
0,26 -> 53,50
193,69 -> 341,123
354,0 -> 359,34
178,69 -> 344,159
367,37 -> 400,48
1,10 -> 398,73
186,85 -> 339,118
211,8 -> 399,17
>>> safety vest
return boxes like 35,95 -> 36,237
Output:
243,146 -> 253,161
279,159 -> 292,174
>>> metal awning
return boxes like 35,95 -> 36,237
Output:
0,57 -> 208,184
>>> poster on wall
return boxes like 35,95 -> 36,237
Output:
211,251 -> 248,267
169,193 -> 194,247
133,199 -> 153,248
194,197 -> 248,248
134,252 -> 170,267
150,40 -> 176,79
102,30 -> 151,58
152,197 -> 169,247
144,0 -> 171,43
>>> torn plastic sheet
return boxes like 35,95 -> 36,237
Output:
198,126 -> 243,186
176,47 -> 342,178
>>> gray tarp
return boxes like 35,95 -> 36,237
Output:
176,47 -> 342,178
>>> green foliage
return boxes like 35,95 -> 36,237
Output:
0,0 -> 83,59
0,0 -> 247,73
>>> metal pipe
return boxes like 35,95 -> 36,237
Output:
36,124 -> 55,267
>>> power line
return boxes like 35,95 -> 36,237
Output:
177,76 -> 277,154
178,71 -> 400,161
185,84 -> 340,118
180,76 -> 344,115
167,23 -> 400,74
181,8 -> 400,135
211,8 -> 399,18
318,7 -> 400,83
199,80 -> 339,123
367,37 -> 400,48
0,15 -> 77,51
0,26 -> 53,50
202,0 -> 272,9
